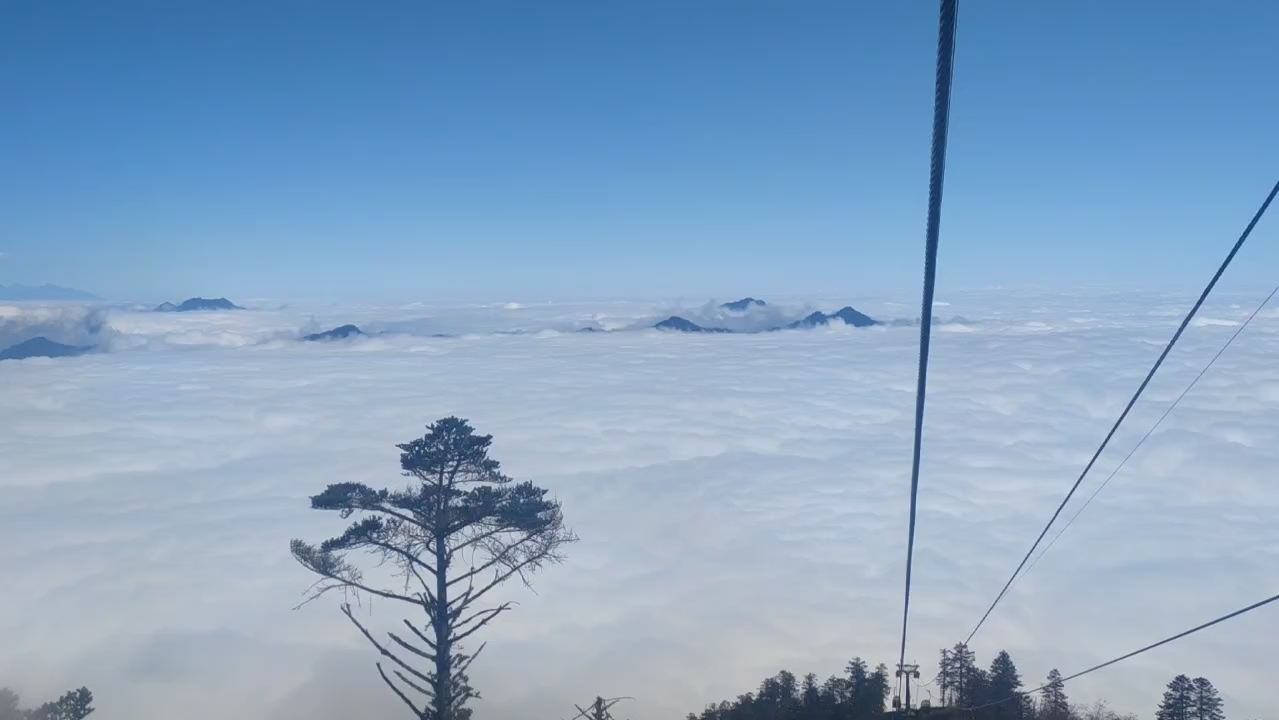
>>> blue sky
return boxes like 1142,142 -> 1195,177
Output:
2,0 -> 1277,303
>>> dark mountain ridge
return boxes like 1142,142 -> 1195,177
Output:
0,336 -> 94,361
155,297 -> 243,312
303,324 -> 364,341
720,297 -> 767,311
784,306 -> 878,330
654,316 -> 733,333
655,304 -> 879,333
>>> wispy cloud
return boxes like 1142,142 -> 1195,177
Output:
0,291 -> 1276,720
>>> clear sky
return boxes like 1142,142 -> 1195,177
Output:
2,0 -> 1277,303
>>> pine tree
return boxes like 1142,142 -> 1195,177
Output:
968,667 -> 992,716
937,648 -> 954,707
847,658 -> 869,712
1040,669 -> 1070,720
291,417 -> 577,720
779,671 -> 799,705
986,651 -> 1026,720
868,664 -> 891,715
802,674 -> 821,709
822,674 -> 851,706
0,687 -> 94,720
1190,678 -> 1224,720
31,687 -> 95,720
1157,675 -> 1196,720
944,643 -> 979,708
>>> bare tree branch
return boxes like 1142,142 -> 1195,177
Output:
388,630 -> 436,662
365,538 -> 439,577
447,529 -> 540,586
454,642 -> 487,676
342,604 -> 434,687
445,524 -> 513,563
308,572 -> 419,606
451,604 -> 512,644
401,562 -> 437,613
450,551 -> 552,609
403,619 -> 439,651
292,543 -> 423,606
393,668 -> 433,699
375,662 -> 423,718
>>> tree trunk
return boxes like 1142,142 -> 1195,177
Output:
434,535 -> 450,720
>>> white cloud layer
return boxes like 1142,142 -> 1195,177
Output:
1,290 -> 1277,720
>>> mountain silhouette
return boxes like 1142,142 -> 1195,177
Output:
720,297 -> 767,311
303,324 -> 364,341
658,304 -> 878,334
0,336 -> 93,361
786,311 -> 832,329
156,297 -> 243,312
786,306 -> 880,329
654,316 -> 732,333
831,306 -> 878,327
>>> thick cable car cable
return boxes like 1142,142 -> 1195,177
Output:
897,0 -> 958,708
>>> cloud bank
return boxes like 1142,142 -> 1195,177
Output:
0,303 -> 112,351
1,290 -> 1277,720
0,296 -> 962,357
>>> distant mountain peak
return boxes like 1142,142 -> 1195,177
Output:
785,305 -> 879,330
654,316 -> 733,333
720,297 -> 767,312
303,324 -> 364,342
0,283 -> 100,301
156,297 -> 243,312
786,311 -> 832,329
0,336 -> 94,361
656,302 -> 878,334
831,306 -> 877,328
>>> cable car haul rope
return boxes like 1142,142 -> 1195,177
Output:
897,0 -> 958,703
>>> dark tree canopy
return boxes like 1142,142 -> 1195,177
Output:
1040,668 -> 1070,720
939,643 -> 984,709
685,647 -> 1224,720
0,687 -> 93,720
291,416 -> 576,720
1190,677 -> 1224,720
688,661 -> 889,720
1158,675 -> 1196,720
986,650 -> 1030,720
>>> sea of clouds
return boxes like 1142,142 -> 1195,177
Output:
0,290 -> 1276,720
